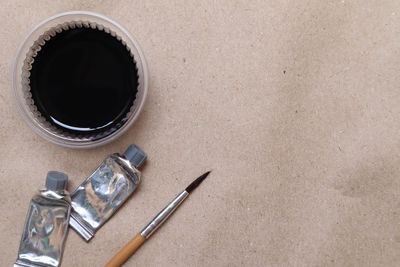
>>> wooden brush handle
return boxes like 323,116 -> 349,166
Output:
105,233 -> 146,267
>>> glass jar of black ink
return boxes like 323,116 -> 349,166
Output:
12,11 -> 148,148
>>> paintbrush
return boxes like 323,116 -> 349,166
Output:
105,171 -> 211,267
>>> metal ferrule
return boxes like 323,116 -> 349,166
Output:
70,154 -> 141,241
141,190 -> 189,239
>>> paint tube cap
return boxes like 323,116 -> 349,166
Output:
123,144 -> 147,168
46,171 -> 68,191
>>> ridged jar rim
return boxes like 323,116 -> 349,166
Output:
12,11 -> 149,149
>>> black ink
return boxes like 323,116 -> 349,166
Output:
29,27 -> 138,135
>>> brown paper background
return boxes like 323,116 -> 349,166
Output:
1,1 -> 400,266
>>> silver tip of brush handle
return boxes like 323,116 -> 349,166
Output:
141,190 -> 189,239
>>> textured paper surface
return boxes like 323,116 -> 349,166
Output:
1,1 -> 400,266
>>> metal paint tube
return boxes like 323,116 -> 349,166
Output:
69,144 -> 146,241
14,171 -> 71,267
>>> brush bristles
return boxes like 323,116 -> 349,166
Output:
185,171 -> 211,193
